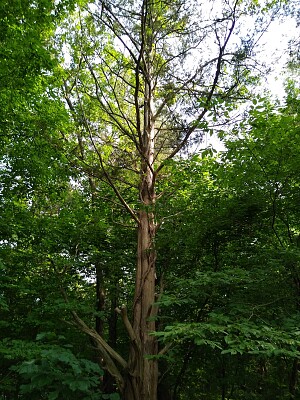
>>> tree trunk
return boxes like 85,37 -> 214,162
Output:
103,279 -> 119,394
95,264 -> 105,336
124,209 -> 158,400
121,207 -> 158,400
122,42 -> 158,397
289,358 -> 298,400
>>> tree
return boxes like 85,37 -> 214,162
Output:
1,0 -> 294,398
54,0 -> 280,398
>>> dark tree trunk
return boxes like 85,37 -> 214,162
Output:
289,355 -> 299,399
103,280 -> 119,394
95,264 -> 105,336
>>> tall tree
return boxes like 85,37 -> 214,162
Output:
56,1 -> 279,398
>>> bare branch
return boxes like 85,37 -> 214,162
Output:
70,76 -> 140,224
158,343 -> 172,356
155,6 -> 238,174
116,305 -> 142,349
59,288 -> 126,390
88,2 -> 140,62
90,137 -> 140,224
71,310 -> 127,370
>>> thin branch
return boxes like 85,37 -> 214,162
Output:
89,3 -> 140,62
98,62 -> 138,136
158,342 -> 172,356
92,143 -> 139,225
155,2 -> 238,174
84,55 -> 137,140
71,76 -> 140,224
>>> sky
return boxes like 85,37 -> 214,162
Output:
204,10 -> 299,152
257,15 -> 298,98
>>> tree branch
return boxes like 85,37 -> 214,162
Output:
155,5 -> 238,174
116,305 -> 142,350
59,288 -> 127,390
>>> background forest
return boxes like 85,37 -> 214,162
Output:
0,0 -> 300,399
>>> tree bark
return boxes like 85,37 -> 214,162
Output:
122,209 -> 158,400
95,264 -> 105,336
104,278 -> 119,394
289,358 -> 298,400
122,29 -> 159,395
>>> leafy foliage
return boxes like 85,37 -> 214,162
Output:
0,0 -> 299,399
13,345 -> 104,400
